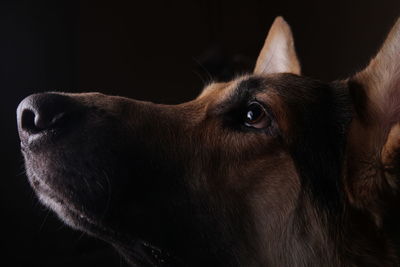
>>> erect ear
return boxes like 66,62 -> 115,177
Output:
346,18 -> 400,221
254,16 -> 301,75
351,18 -> 400,123
349,18 -> 400,164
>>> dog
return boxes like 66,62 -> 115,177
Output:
16,16 -> 400,266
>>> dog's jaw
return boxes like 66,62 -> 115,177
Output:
27,166 -> 103,232
24,150 -> 185,267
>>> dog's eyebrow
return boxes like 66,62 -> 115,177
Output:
237,77 -> 264,92
227,76 -> 265,104
212,77 -> 266,115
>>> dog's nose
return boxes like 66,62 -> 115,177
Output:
17,93 -> 76,143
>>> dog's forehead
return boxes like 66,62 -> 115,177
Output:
198,74 -> 318,99
197,80 -> 236,100
197,74 -> 303,105
197,75 -> 265,102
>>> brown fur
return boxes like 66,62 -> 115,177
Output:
16,17 -> 400,266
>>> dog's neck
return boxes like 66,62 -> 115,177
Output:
253,195 -> 398,266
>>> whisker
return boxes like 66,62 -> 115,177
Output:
192,56 -> 213,86
38,210 -> 51,232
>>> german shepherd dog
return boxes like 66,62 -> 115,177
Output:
16,17 -> 400,266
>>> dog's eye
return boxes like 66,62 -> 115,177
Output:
244,102 -> 269,129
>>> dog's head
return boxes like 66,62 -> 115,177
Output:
17,17 -> 400,266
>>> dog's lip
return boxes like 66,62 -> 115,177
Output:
43,194 -> 183,266
118,240 -> 184,267
63,205 -> 183,267
31,174 -> 96,225
20,141 -> 26,151
19,132 -> 44,149
19,128 -> 63,152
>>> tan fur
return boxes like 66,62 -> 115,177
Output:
17,16 -> 400,267
382,124 -> 400,167
354,18 -> 400,119
345,18 -> 400,226
254,17 -> 301,75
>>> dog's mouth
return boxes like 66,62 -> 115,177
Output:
18,93 -> 189,266
117,240 -> 184,267
29,172 -> 183,267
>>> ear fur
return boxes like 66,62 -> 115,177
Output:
351,18 -> 400,126
254,16 -> 301,75
346,18 -> 400,220
349,18 -> 400,164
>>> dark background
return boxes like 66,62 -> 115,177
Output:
1,0 -> 400,266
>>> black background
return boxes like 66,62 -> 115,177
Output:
1,0 -> 400,266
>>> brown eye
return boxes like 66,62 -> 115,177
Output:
244,102 -> 269,129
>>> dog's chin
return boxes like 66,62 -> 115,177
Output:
36,190 -> 184,266
28,173 -> 184,267
37,191 -> 94,230
30,173 -> 106,234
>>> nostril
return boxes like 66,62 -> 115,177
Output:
17,93 -> 78,141
21,109 -> 39,133
20,107 -> 66,133
35,111 -> 65,131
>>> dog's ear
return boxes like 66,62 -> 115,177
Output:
346,18 -> 400,222
254,16 -> 301,75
